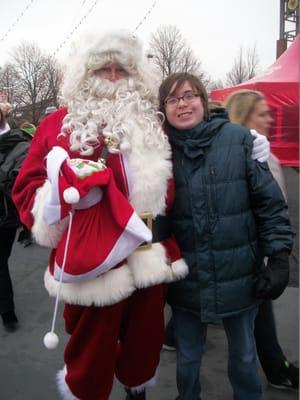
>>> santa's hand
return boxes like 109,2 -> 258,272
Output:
250,129 -> 270,163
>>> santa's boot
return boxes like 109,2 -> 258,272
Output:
125,388 -> 146,399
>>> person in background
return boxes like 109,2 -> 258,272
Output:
207,100 -> 224,113
0,104 -> 31,331
226,89 -> 299,390
44,106 -> 58,117
158,72 -> 293,400
16,122 -> 36,247
19,121 -> 36,138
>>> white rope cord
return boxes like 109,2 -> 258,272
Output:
133,1 -> 158,34
50,211 -> 73,333
44,211 -> 74,349
0,0 -> 35,43
52,0 -> 100,56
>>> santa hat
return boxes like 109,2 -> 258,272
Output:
61,30 -> 158,103
86,31 -> 143,71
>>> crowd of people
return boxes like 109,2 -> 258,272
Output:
0,29 -> 297,400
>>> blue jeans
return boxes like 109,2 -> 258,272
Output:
255,299 -> 286,382
172,307 -> 262,400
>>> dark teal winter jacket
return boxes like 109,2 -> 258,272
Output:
167,115 -> 293,322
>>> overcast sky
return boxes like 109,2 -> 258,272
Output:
1,0 -> 280,81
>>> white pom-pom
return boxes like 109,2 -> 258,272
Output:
120,141 -> 131,153
63,187 -> 80,204
43,331 -> 59,349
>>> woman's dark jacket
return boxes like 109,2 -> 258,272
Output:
0,128 -> 31,230
167,114 -> 293,322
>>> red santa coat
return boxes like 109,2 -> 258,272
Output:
13,108 -> 188,307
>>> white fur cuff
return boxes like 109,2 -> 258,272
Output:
31,180 -> 69,248
128,243 -> 188,288
165,258 -> 189,283
57,367 -> 78,400
127,374 -> 156,394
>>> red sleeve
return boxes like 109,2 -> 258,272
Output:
12,108 -> 68,229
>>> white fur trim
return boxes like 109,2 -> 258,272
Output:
57,367 -> 78,400
44,146 -> 69,224
166,258 -> 189,283
128,243 -> 188,288
44,264 -> 135,306
127,374 -> 156,394
31,181 -> 69,248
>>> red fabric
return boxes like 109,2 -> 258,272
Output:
55,168 -> 140,280
211,35 -> 300,166
162,234 -> 181,262
12,108 -> 180,266
64,285 -> 165,400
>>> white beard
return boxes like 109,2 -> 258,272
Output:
61,76 -> 167,157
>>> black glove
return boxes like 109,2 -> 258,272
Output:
256,251 -> 290,300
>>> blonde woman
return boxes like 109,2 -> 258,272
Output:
226,89 -> 298,390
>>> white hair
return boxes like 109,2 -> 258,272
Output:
59,30 -> 167,156
60,75 -> 167,156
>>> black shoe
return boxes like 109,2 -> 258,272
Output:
125,388 -> 146,399
162,341 -> 176,351
18,229 -> 33,247
268,360 -> 299,390
1,311 -> 19,332
22,237 -> 33,247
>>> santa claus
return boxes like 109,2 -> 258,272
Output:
13,30 -> 189,400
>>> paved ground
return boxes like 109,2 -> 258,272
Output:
0,166 -> 298,399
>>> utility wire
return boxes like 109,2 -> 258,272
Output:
52,0 -> 100,56
133,1 -> 158,34
0,0 -> 35,43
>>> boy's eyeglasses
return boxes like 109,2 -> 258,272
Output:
165,91 -> 200,107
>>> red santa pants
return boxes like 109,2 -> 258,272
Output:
63,284 -> 166,400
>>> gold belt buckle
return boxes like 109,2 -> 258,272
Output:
138,212 -> 152,250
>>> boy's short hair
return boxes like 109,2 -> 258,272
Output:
159,72 -> 209,118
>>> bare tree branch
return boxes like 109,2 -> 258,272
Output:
149,25 -> 205,80
0,63 -> 20,104
226,45 -> 260,86
0,42 -> 62,125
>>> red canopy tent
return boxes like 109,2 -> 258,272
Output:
211,35 -> 300,166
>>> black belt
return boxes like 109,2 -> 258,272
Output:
139,213 -> 172,249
